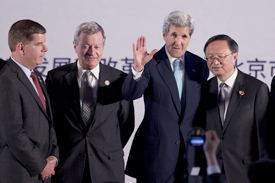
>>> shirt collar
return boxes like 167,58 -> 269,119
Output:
164,46 -> 185,65
11,57 -> 32,78
217,67 -> 238,88
77,61 -> 100,80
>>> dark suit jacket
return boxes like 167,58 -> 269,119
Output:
46,62 -> 134,183
0,59 -> 6,70
200,70 -> 270,183
248,159 -> 275,183
269,76 -> 275,159
122,46 -> 209,183
0,58 -> 58,183
188,173 -> 226,183
206,173 -> 226,183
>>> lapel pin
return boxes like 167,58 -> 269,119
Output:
192,69 -> 196,72
104,80 -> 110,86
239,91 -> 245,95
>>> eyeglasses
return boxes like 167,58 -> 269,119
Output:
205,52 -> 234,63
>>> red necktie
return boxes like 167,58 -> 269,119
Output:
30,72 -> 46,110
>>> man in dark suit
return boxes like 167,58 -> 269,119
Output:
0,58 -> 6,69
0,20 -> 58,183
122,11 -> 209,183
46,21 -> 134,183
200,34 -> 270,183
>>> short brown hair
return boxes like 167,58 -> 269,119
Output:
8,19 -> 46,52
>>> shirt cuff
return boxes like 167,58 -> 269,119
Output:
207,165 -> 221,175
50,156 -> 59,167
132,67 -> 143,81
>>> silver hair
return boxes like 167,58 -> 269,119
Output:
163,11 -> 195,36
74,21 -> 106,45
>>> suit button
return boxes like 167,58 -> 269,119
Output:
220,137 -> 224,141
175,141 -> 180,145
80,153 -> 85,157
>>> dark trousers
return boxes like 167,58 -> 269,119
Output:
137,136 -> 187,183
81,158 -> 92,183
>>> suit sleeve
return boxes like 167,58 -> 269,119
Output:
39,73 -> 59,160
118,99 -> 135,147
269,77 -> 275,158
255,83 -> 271,158
122,67 -> 150,101
0,79 -> 46,176
45,72 -> 60,157
206,173 -> 226,183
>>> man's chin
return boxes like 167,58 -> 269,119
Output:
169,51 -> 185,58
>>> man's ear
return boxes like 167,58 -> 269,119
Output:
233,52 -> 238,61
73,41 -> 77,50
17,42 -> 25,55
162,31 -> 166,40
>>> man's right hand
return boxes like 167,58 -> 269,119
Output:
39,156 -> 57,180
132,36 -> 158,72
203,130 -> 220,166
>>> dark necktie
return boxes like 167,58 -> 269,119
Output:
30,72 -> 46,110
81,71 -> 95,127
174,59 -> 183,100
218,83 -> 226,126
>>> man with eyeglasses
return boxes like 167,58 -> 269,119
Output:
197,34 -> 271,183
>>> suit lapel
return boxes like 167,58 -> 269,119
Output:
155,47 -> 181,116
63,63 -> 85,127
34,70 -> 53,122
8,60 -> 49,120
183,52 -> 202,122
91,64 -> 107,129
222,70 -> 245,133
208,78 -> 223,129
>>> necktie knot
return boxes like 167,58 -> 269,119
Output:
174,59 -> 181,70
220,82 -> 226,89
83,70 -> 90,79
30,72 -> 37,81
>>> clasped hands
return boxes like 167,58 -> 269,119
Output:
39,156 -> 57,180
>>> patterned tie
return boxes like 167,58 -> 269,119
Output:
30,72 -> 46,110
174,59 -> 183,100
218,83 -> 226,126
81,71 -> 95,127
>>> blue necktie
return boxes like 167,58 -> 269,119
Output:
174,59 -> 183,100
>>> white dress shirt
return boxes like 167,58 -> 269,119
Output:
217,67 -> 238,120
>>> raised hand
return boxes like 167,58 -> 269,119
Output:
132,36 -> 158,72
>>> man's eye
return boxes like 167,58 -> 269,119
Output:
171,33 -> 177,37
